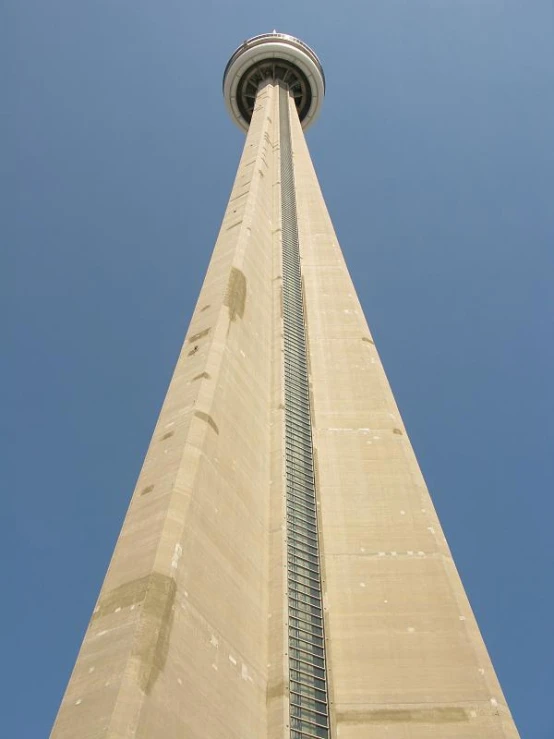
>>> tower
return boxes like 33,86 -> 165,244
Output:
50,31 -> 520,738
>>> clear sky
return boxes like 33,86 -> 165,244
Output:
4,1 -> 554,736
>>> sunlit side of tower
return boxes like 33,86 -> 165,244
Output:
50,33 -> 520,739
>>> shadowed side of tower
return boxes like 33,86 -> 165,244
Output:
287,90 -> 520,738
50,32 -> 520,739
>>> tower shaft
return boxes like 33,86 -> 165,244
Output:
51,79 -> 520,739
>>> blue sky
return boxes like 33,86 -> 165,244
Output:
4,1 -> 553,736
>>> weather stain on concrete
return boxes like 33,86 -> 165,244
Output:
194,410 -> 219,435
337,707 -> 468,724
200,304 -> 211,312
224,267 -> 247,322
192,372 -> 211,382
92,577 -> 150,620
161,431 -> 174,440
393,428 -> 404,435
92,573 -> 177,695
141,485 -> 155,496
266,679 -> 288,702
362,337 -> 375,344
134,574 -> 176,694
188,328 -> 210,343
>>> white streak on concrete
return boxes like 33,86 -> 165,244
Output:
171,543 -> 183,571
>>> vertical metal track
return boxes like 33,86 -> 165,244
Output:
279,84 -> 330,739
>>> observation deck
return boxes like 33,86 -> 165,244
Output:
223,32 -> 325,132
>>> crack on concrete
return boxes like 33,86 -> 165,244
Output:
337,707 -> 469,724
188,328 -> 211,343
192,372 -> 211,382
194,410 -> 219,435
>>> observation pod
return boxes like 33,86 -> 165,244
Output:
223,32 -> 325,132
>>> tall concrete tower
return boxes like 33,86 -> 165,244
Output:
51,33 -> 520,739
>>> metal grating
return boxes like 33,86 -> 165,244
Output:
279,83 -> 330,739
